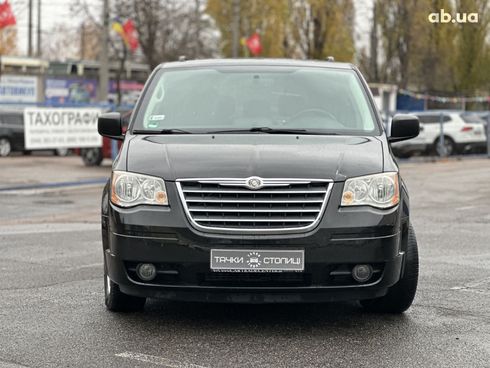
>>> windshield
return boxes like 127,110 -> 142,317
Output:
132,66 -> 379,135
461,113 -> 486,124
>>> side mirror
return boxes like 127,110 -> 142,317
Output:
98,112 -> 124,140
389,114 -> 420,143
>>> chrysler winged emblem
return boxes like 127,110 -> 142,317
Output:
246,177 -> 263,190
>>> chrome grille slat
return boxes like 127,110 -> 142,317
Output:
182,189 -> 327,194
176,178 -> 332,233
183,198 -> 325,203
193,216 -> 318,222
188,208 -> 321,213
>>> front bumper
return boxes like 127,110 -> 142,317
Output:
103,182 -> 406,303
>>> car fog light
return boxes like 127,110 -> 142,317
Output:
352,264 -> 373,283
136,263 -> 157,281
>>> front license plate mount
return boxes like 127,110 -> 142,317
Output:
210,249 -> 304,272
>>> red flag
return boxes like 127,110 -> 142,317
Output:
0,0 -> 16,29
246,33 -> 262,56
122,19 -> 138,52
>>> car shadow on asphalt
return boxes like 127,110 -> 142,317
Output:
109,299 -> 411,332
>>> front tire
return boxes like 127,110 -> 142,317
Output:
81,148 -> 103,166
361,224 -> 419,313
434,136 -> 456,156
54,148 -> 70,156
0,137 -> 12,157
104,261 -> 146,312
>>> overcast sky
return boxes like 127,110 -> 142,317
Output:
10,0 -> 371,58
10,0 -> 100,56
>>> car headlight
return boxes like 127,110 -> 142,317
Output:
341,172 -> 399,209
111,171 -> 168,207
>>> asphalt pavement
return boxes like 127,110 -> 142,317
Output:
0,155 -> 489,368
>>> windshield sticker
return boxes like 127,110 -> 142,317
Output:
149,115 -> 165,121
147,115 -> 165,128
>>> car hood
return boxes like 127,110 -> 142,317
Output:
126,134 -> 384,181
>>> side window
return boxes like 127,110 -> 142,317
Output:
426,115 -> 440,124
417,115 -> 435,124
2,115 -> 23,126
417,114 -> 450,124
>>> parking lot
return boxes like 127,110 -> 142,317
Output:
0,155 -> 489,368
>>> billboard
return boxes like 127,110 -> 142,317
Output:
108,80 -> 144,105
0,75 -> 38,103
23,108 -> 103,149
44,78 -> 144,106
45,78 -> 98,105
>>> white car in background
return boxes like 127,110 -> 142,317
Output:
391,111 -> 487,157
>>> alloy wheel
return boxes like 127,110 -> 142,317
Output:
436,137 -> 454,156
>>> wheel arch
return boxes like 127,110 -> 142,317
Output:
433,134 -> 455,145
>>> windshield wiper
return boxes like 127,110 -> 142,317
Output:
209,127 -> 312,134
132,129 -> 192,134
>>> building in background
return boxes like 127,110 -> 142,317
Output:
369,83 -> 398,116
44,77 -> 97,105
0,56 -> 150,108
108,80 -> 144,106
0,56 -> 48,104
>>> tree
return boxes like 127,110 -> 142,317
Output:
71,0 -> 219,69
410,0 -> 456,93
79,22 -> 101,60
370,0 -> 418,88
451,0 -> 490,94
0,27 -> 16,55
207,0 -> 355,61
207,0 -> 289,58
40,25 -> 80,61
131,0 -> 219,68
286,0 -> 355,61
361,0 -> 489,97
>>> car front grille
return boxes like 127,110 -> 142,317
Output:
199,272 -> 311,287
176,178 -> 332,233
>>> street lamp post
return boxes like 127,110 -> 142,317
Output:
487,114 -> 490,159
231,0 -> 240,58
98,0 -> 109,103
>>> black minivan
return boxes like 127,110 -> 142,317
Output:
99,59 -> 420,313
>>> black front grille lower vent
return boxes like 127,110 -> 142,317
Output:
199,272 -> 311,287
